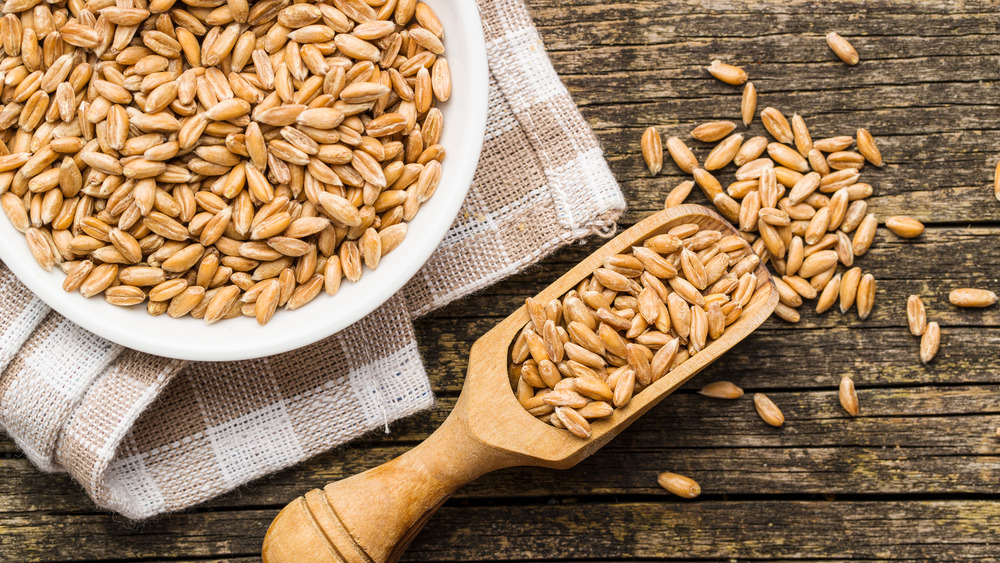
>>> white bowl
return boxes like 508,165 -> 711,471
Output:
0,1 -> 489,361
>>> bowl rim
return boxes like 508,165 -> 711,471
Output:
0,0 -> 489,362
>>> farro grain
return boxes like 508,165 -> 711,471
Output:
920,322 -> 940,364
664,180 -> 695,209
839,376 -> 859,416
735,158 -> 775,181
835,230 -> 854,267
657,472 -> 702,499
699,380 -> 744,399
738,190 -> 761,232
704,133 -> 745,170
774,166 -> 805,189
852,213 -> 878,256
713,193 -> 741,224
826,32 -> 860,65
693,168 -> 723,201
856,128 -> 883,167
807,148 -> 830,176
733,136 -> 769,167
949,288 -> 998,308
666,136 -> 699,174
791,114 -> 812,156
827,151 -> 866,171
907,294 -> 927,336
814,136 -> 854,153
885,216 -> 924,238
707,60 -> 747,85
768,142 -> 810,172
773,301 -> 800,323
692,121 -> 737,143
815,272 -> 841,314
783,275 -> 817,300
839,267 -> 862,313
788,172 -> 822,205
773,276 -> 802,307
753,393 -> 785,426
761,107 -> 793,144
827,189 -> 850,231
105,285 -> 147,307
840,200 -> 868,233
857,273 -> 875,320
741,82 -> 757,126
641,126 -> 663,175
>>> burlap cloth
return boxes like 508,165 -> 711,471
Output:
0,0 -> 625,519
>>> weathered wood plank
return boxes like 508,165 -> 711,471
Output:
557,54 -> 1000,96
0,511 -> 270,562
3,386 -> 998,514
408,501 -> 1000,561
0,435 -> 18,455
2,501 -> 998,561
527,0 -> 999,28
5,442 -> 997,514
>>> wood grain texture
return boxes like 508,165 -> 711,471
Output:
3,0 -> 1000,560
4,501 -> 1000,560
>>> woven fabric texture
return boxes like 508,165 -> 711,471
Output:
0,0 -> 625,519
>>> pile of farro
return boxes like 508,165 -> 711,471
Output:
509,222 -> 767,438
0,0 -> 449,325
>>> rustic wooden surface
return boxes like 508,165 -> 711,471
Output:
3,0 -> 1000,560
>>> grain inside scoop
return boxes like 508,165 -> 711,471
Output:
262,204 -> 778,563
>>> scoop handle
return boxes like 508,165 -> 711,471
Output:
261,406 -> 520,563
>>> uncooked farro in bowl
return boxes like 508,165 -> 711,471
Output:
0,0 -> 488,360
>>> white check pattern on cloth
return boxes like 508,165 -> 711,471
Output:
0,0 -> 626,519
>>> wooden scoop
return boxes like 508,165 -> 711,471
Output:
261,204 -> 778,563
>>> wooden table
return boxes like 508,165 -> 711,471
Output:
3,0 -> 1000,560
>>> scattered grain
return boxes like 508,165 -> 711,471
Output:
666,137 -> 699,174
826,32 -> 860,65
741,82 -> 757,126
857,273 -> 875,320
699,381 -> 744,399
753,393 -> 785,426
692,121 -> 737,143
707,60 -> 748,85
665,181 -> 695,209
885,216 -> 924,238
642,127 -> 663,175
949,288 -> 998,308
761,107 -> 794,144
907,295 -> 927,336
657,472 -> 702,499
920,322 -> 940,364
839,376 -> 859,416
856,128 -> 883,167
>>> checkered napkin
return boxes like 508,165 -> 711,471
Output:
0,0 -> 625,519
